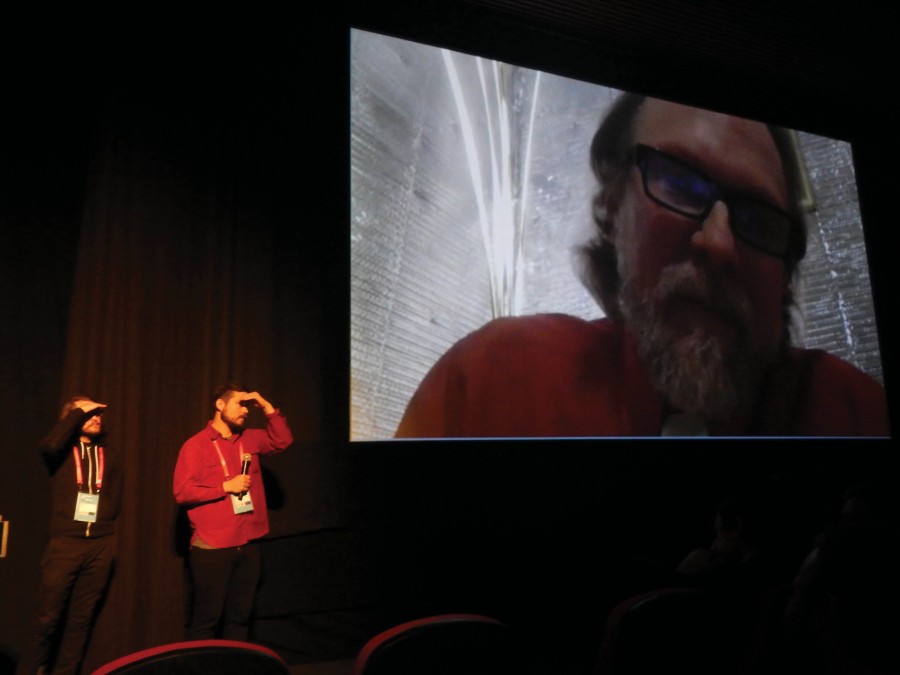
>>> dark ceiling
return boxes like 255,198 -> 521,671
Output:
465,0 -> 895,103
9,4 -> 892,145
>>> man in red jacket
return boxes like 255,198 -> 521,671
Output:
396,94 -> 889,438
173,382 -> 293,640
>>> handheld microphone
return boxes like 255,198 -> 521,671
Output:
239,454 -> 251,498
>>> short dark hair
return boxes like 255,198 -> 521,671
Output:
580,92 -> 808,328
213,382 -> 249,407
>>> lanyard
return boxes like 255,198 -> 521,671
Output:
212,439 -> 245,478
72,444 -> 105,492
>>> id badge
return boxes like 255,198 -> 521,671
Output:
231,491 -> 254,514
74,493 -> 100,523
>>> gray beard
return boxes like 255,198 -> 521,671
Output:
620,262 -> 776,424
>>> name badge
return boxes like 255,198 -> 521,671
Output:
231,491 -> 254,514
74,493 -> 100,522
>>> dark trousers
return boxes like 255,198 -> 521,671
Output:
19,535 -> 116,675
187,543 -> 261,641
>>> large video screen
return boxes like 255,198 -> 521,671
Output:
350,27 -> 888,441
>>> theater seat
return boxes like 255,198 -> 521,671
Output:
90,639 -> 290,675
594,587 -> 738,675
351,613 -> 523,675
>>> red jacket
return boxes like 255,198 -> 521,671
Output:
174,411 -> 293,547
395,314 -> 889,438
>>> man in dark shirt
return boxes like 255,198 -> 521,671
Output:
18,396 -> 122,675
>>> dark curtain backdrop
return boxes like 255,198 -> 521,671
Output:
2,24 -> 349,673
1,54 -> 92,674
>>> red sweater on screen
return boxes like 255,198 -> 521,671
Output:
395,314 -> 890,438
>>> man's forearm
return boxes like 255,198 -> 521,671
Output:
38,409 -> 85,454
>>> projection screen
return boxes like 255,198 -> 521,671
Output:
350,28 -> 885,441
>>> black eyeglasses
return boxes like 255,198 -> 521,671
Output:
633,143 -> 797,259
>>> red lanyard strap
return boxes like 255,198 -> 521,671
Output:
72,445 -> 105,491
212,440 -> 245,478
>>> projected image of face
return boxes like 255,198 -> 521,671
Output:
389,93 -> 886,437
613,99 -> 790,427
352,30 -> 887,439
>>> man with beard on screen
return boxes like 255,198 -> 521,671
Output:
395,93 -> 889,437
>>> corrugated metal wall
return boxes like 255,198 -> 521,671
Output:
350,28 -> 882,440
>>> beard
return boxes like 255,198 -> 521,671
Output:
620,261 -> 778,424
81,419 -> 102,439
221,410 -> 247,434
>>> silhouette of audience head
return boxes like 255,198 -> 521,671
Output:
783,482 -> 899,674
675,491 -> 774,586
